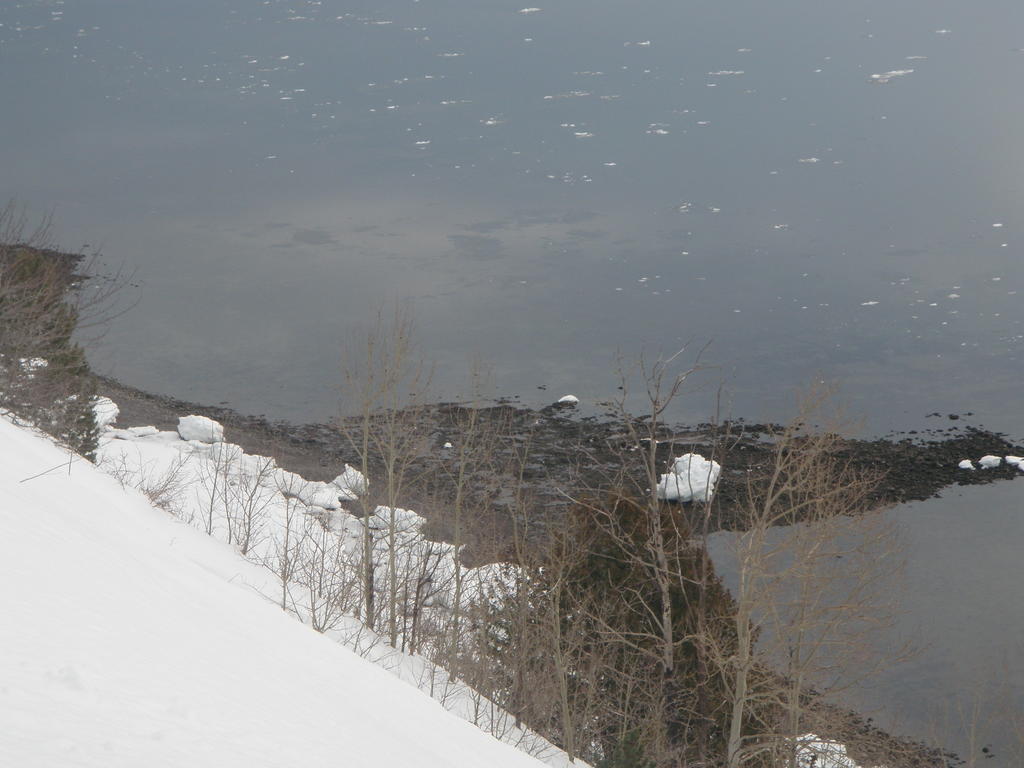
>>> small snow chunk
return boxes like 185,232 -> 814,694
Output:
978,455 -> 1002,469
1003,455 -> 1022,467
796,734 -> 860,768
443,441 -> 453,449
128,425 -> 159,438
299,481 -> 345,510
957,459 -> 976,470
518,7 -> 542,13
657,453 -> 721,503
332,464 -> 368,499
92,397 -> 119,428
177,415 -> 225,444
557,394 -> 579,405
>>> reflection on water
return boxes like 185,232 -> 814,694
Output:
2,0 -> 1023,432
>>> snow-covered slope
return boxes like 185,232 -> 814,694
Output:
0,415 -> 547,768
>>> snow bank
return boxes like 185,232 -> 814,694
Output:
0,414 -> 550,768
177,414 -> 224,443
92,396 -> 119,428
334,463 -> 368,498
656,453 -> 721,503
88,402 -> 575,765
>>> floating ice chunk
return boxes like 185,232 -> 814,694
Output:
656,453 -> 721,503
518,7 -> 542,13
957,459 -> 975,470
177,415 -> 224,444
870,69 -> 914,83
92,397 -> 119,429
978,455 -> 1002,469
333,464 -> 368,499
860,300 -> 879,306
557,394 -> 579,404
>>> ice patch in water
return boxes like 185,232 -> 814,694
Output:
870,69 -> 914,83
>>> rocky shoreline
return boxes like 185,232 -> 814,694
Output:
97,374 -> 1023,523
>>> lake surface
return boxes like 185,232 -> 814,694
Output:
3,0 -> 1023,432
3,0 -> 1023,759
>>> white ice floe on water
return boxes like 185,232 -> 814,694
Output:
177,414 -> 225,443
978,455 -> 1003,469
957,459 -> 976,470
557,394 -> 579,405
518,7 -> 542,13
92,396 -> 119,428
870,69 -> 914,83
656,453 -> 721,503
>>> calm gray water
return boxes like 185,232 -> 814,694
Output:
709,482 -> 1024,765
3,0 -> 1023,432
3,0 -> 1023,758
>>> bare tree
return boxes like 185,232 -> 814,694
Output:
0,200 -> 134,458
711,388 -> 907,768
339,303 -> 432,643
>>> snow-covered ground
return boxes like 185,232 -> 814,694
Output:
1,398 -> 862,768
0,412 -> 567,767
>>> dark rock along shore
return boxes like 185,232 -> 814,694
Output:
98,374 -> 1022,535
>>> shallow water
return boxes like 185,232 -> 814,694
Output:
708,480 -> 1024,764
4,0 -> 1024,756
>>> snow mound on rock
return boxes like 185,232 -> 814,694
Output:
557,394 -> 579,405
92,396 -> 120,428
957,459 -> 975,470
978,455 -> 1002,469
333,463 -> 368,498
177,414 -> 224,443
656,453 -> 721,503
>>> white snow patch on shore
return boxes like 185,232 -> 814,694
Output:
177,414 -> 224,443
656,453 -> 721,503
92,396 -> 119,427
978,454 -> 1002,469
